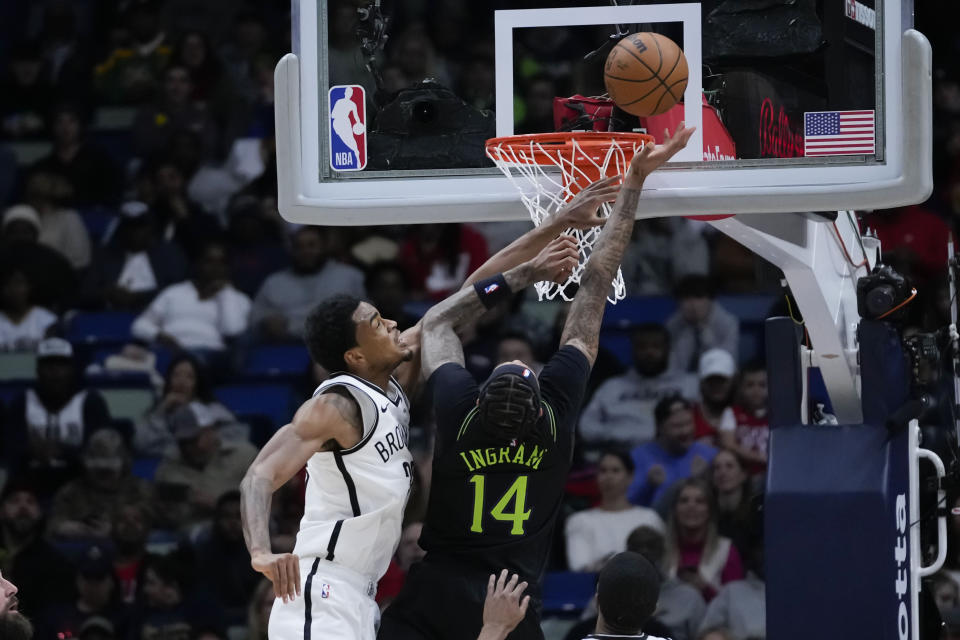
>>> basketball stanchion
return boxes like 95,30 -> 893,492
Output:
485,131 -> 654,304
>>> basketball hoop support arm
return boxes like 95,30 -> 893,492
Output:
708,211 -> 875,423
701,30 -> 931,423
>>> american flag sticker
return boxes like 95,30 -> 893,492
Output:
803,110 -> 875,156
320,583 -> 331,599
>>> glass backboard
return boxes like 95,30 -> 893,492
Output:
275,0 -> 931,224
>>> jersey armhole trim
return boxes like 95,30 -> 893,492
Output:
543,401 -> 557,441
319,381 -> 380,455
456,406 -> 480,441
333,451 -> 362,516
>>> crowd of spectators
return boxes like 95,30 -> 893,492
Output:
0,1 -> 958,640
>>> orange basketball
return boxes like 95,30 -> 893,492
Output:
604,32 -> 689,117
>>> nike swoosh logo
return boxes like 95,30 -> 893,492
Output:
381,404 -> 389,413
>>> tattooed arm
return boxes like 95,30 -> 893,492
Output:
560,123 -> 696,367
240,392 -> 362,602
419,236 -> 580,377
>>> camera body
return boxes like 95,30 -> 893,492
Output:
856,264 -> 912,322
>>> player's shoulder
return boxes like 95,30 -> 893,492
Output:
294,388 -> 363,436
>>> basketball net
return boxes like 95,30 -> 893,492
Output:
485,132 -> 653,304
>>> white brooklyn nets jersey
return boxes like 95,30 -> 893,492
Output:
292,373 -> 413,582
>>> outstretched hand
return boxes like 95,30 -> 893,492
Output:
625,122 -> 697,188
478,570 -> 531,640
553,176 -> 621,230
528,234 -> 580,284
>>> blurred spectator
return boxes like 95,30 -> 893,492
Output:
251,226 -> 366,342
494,331 -> 543,375
0,41 -> 52,139
398,223 -> 488,300
153,404 -> 257,529
0,267 -> 57,352
565,451 -> 665,572
39,544 -> 128,640
863,206 -> 951,287
933,571 -> 960,613
389,23 -> 454,89
627,396 -> 717,508
666,276 -> 739,375
722,362 -> 769,475
192,491 -> 260,623
621,219 -> 710,295
218,12 -> 268,103
32,1 -> 93,102
131,240 -> 252,353
47,429 -> 152,543
171,31 -> 231,108
127,554 -> 222,640
698,541 -> 765,640
93,0 -> 172,104
516,75 -> 558,134
134,354 -> 247,457
3,339 -> 111,497
0,481 -> 74,620
580,324 -> 698,448
23,171 -> 92,269
142,157 -> 222,259
376,522 -> 426,609
458,55 -> 495,110
222,195 -> 286,297
32,103 -> 121,206
692,349 -> 737,444
366,261 -> 418,331
112,502 -> 152,605
627,526 -> 706,640
0,205 -> 78,312
710,234 -> 762,295
132,64 -> 219,161
699,627 -> 736,640
710,450 -> 755,558
245,579 -> 273,640
328,0 -> 377,101
77,616 -> 118,640
0,569 -> 34,640
664,478 -> 744,601
81,201 -> 188,311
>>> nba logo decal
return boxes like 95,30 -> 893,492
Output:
329,85 -> 367,171
320,583 -> 331,599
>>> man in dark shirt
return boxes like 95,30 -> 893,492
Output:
378,125 -> 694,640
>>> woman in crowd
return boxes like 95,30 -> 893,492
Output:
565,450 -> 665,571
134,354 -> 247,456
664,477 -> 744,601
0,267 -> 57,351
711,449 -> 755,556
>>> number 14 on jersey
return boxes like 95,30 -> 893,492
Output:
469,475 -> 531,535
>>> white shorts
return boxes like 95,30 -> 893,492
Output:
268,557 -> 380,640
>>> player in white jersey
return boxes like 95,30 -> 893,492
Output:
582,552 -> 670,640
239,180 -> 617,640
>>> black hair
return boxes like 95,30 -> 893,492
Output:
478,370 -> 541,443
653,394 -> 693,426
304,294 -> 362,373
163,353 -> 214,402
674,274 -> 715,299
596,551 -> 661,634
600,449 -> 635,473
740,359 -> 766,375
630,322 -> 670,343
626,525 -> 666,567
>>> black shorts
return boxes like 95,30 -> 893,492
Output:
377,560 -> 544,640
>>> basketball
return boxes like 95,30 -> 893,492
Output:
603,32 -> 689,117
353,122 -> 365,135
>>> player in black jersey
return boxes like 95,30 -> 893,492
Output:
377,123 -> 694,640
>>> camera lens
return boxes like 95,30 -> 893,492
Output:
412,100 -> 437,124
865,284 -> 895,316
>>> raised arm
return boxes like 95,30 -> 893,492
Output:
392,181 -> 618,393
240,393 -> 361,602
420,236 -> 580,378
462,176 -> 621,288
560,124 -> 696,366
